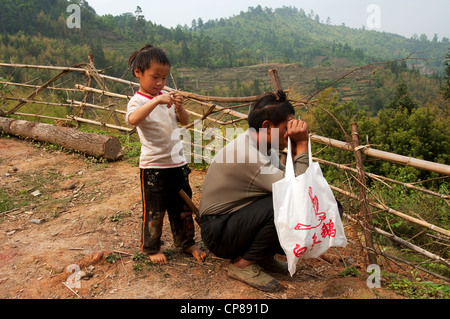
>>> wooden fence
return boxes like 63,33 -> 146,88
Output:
0,62 -> 449,282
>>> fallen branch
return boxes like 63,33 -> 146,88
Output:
113,250 -> 133,256
62,281 -> 82,298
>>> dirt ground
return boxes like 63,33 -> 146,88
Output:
0,136 -> 404,300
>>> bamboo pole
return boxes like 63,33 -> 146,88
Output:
185,98 -> 248,120
375,225 -> 450,268
76,84 -> 250,122
183,109 -> 230,125
75,84 -> 131,99
380,251 -> 450,283
67,115 -> 133,132
313,157 -> 449,200
310,134 -> 450,176
67,100 -> 127,115
13,113 -> 72,123
6,96 -> 74,108
345,214 -> 450,281
5,68 -> 75,115
331,185 -> 450,237
0,80 -> 81,92
0,62 -> 105,74
345,214 -> 450,268
180,91 -> 265,103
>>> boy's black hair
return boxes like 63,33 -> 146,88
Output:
247,90 -> 295,129
128,44 -> 171,77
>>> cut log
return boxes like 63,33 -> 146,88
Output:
0,117 -> 123,161
0,117 -> 14,133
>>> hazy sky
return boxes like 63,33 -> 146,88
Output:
86,0 -> 450,40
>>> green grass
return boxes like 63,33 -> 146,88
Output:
386,273 -> 450,299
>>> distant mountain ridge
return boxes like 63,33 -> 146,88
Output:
197,5 -> 448,70
0,1 -> 447,75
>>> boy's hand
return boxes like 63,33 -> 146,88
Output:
156,92 -> 172,105
169,92 -> 189,125
156,92 -> 183,109
170,92 -> 184,111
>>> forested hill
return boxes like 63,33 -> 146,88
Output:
0,0 -> 448,76
198,6 -> 448,69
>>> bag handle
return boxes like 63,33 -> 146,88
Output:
285,137 -> 295,179
308,134 -> 313,166
285,135 -> 312,180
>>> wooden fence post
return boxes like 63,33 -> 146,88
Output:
269,68 -> 282,92
269,68 -> 289,166
351,122 -> 378,265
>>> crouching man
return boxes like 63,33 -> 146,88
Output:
198,91 -> 309,292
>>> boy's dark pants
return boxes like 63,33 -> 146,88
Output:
140,165 -> 195,254
201,196 -> 283,262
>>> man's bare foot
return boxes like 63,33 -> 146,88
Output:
183,245 -> 206,262
149,251 -> 167,265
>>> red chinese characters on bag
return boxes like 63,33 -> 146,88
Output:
311,233 -> 322,247
321,219 -> 336,238
293,244 -> 307,257
292,187 -> 336,257
294,187 -> 326,231
293,233 -> 322,257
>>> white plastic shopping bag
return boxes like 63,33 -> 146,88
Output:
273,137 -> 347,276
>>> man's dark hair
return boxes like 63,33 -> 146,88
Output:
247,90 -> 295,129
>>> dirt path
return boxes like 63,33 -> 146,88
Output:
0,136 -> 402,299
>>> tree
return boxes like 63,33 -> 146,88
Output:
89,41 -> 106,69
419,33 -> 428,42
181,41 -> 190,64
432,33 -> 438,43
135,6 -> 144,20
134,6 -> 145,36
197,18 -> 204,30
387,81 -> 418,114
191,19 -> 197,31
443,50 -> 450,100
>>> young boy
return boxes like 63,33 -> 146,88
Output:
126,44 -> 205,264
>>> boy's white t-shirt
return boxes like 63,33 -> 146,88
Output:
126,91 -> 187,169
